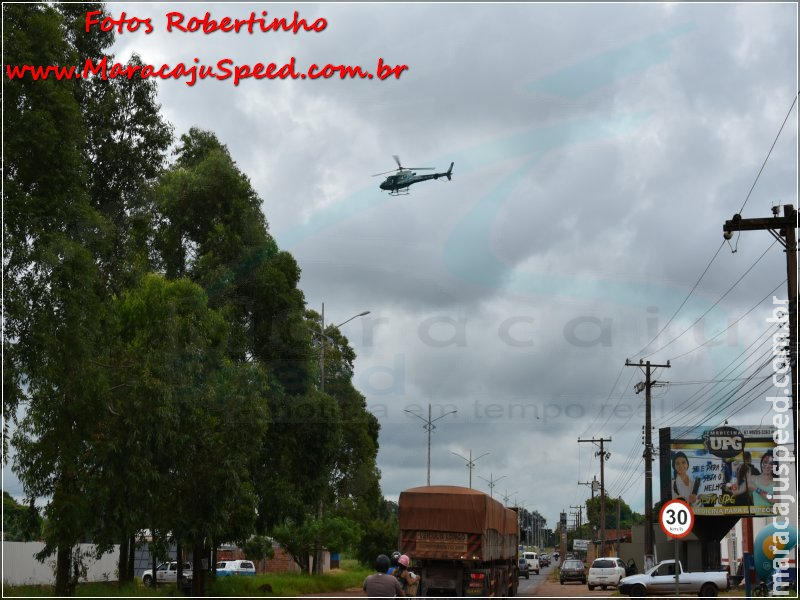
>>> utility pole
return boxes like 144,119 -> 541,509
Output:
570,505 -> 583,529
616,496 -> 622,557
626,359 -> 670,559
579,437 -> 611,557
723,205 -> 798,446
579,476 -> 600,499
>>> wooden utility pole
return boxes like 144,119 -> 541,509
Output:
616,496 -> 622,557
579,476 -> 600,499
723,205 -> 798,443
570,505 -> 584,529
579,437 -> 611,557
626,359 -> 670,559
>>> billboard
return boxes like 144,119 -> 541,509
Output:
659,425 -> 777,516
573,539 -> 589,551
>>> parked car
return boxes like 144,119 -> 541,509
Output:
560,559 -> 586,585
216,559 -> 257,577
522,551 -> 540,575
588,557 -> 627,590
518,557 -> 530,579
618,560 -> 729,597
540,554 -> 551,567
141,562 -> 192,587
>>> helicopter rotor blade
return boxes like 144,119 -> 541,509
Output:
393,155 -> 403,169
371,169 -> 398,177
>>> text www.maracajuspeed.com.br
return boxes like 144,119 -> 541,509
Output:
5,56 -> 409,86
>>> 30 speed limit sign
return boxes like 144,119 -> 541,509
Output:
659,499 -> 694,539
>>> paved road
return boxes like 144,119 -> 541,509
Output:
517,563 -> 616,598
302,564 -> 618,598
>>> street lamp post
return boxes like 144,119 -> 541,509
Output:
318,303 -> 370,394
405,403 -> 457,486
451,449 -> 490,488
478,473 -> 507,498
313,303 -> 369,576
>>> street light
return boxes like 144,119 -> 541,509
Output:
477,472 -> 507,498
312,303 -> 369,576
450,449 -> 490,488
405,403 -> 457,486
317,303 -> 370,394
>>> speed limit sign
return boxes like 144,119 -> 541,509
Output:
659,499 -> 694,539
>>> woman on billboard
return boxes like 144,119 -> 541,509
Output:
746,450 -> 777,508
671,451 -> 700,505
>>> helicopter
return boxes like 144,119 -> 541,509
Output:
373,155 -> 454,195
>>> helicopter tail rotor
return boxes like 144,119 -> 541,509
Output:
446,162 -> 454,181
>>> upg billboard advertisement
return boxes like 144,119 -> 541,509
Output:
659,425 -> 777,516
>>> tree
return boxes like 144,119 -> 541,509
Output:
104,273 -> 270,596
585,495 -> 643,530
4,4 -> 116,593
2,492 -> 43,541
356,499 -> 399,566
272,515 -> 362,574
4,4 -> 173,592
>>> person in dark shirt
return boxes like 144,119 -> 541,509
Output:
363,554 -> 405,598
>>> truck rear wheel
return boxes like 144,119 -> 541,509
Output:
699,583 -> 718,597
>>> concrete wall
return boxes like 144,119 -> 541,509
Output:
2,542 -> 119,586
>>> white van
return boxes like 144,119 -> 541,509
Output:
523,551 -> 540,575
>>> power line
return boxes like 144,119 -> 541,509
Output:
581,364 -> 627,438
737,93 -> 799,216
631,241 -> 726,358
667,279 -> 786,362
641,239 -> 778,358
659,323 -> 777,425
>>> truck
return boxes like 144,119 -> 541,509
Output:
618,559 -> 729,597
399,485 -> 519,597
140,561 -> 193,587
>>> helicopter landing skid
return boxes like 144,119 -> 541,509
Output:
388,189 -> 410,196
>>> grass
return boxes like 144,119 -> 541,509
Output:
3,560 -> 372,597
208,560 -> 370,597
3,581 -> 173,597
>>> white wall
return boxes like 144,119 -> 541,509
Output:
2,542 -> 119,586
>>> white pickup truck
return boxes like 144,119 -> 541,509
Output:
141,561 -> 193,587
618,559 -> 728,597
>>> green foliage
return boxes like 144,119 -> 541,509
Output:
584,495 -> 643,530
355,517 -> 400,567
2,492 -> 43,541
271,515 -> 362,574
206,566 -> 371,597
243,536 -> 275,562
4,5 -> 387,594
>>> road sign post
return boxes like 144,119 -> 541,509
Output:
659,499 -> 695,598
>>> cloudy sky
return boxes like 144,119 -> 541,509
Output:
7,2 -> 799,534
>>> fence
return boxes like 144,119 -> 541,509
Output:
2,542 -> 120,586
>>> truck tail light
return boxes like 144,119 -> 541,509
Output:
470,573 -> 485,581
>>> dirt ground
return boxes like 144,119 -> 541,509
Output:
524,576 -> 616,598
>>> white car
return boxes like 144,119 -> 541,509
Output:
216,559 -> 257,576
522,551 -> 540,575
141,561 -> 192,587
587,557 -> 627,590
